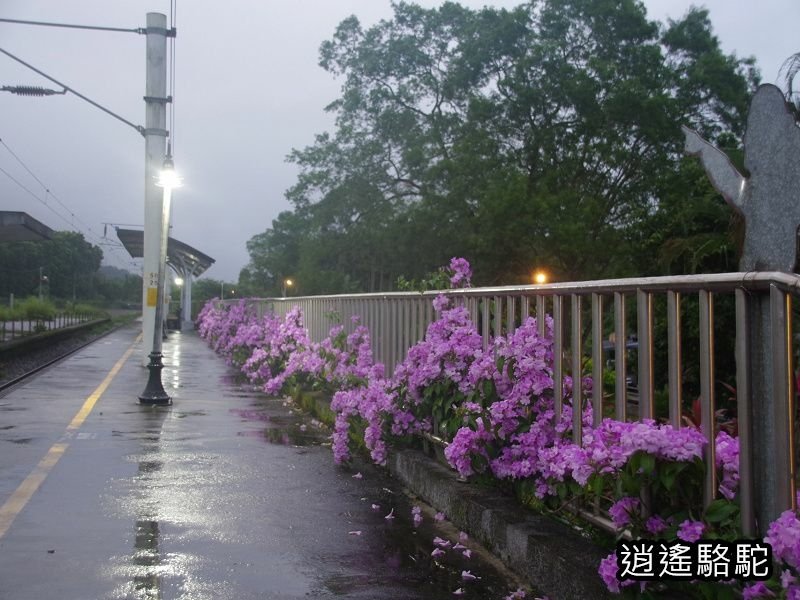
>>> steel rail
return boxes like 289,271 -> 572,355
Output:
0,319 -> 119,395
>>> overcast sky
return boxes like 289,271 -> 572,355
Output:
1,0 -> 797,283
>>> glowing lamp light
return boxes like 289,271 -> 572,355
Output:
156,153 -> 183,189
285,279 -> 294,287
534,270 -> 548,285
174,277 -> 184,286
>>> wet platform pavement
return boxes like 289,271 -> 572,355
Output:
0,324 -> 525,600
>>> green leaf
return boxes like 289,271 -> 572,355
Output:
704,499 -> 739,523
639,453 -> 656,475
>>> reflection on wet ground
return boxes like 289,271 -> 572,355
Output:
318,483 -> 522,599
133,520 -> 161,599
220,382 -> 526,598
230,396 -> 331,447
126,407 -> 168,600
6,438 -> 32,445
0,329 -> 528,600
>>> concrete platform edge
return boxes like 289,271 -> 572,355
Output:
296,389 -> 612,600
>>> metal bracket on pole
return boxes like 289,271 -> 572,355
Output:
143,96 -> 172,104
144,26 -> 176,38
143,128 -> 169,137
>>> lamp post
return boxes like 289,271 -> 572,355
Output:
0,13 -> 176,366
282,278 -> 293,298
139,151 -> 181,405
38,267 -> 48,300
174,276 -> 184,327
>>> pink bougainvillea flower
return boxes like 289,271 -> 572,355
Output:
677,519 -> 705,543
433,536 -> 452,548
459,531 -> 469,543
431,548 -> 445,558
352,472 -> 363,479
462,549 -> 472,558
435,512 -> 446,521
742,582 -> 776,599
461,570 -> 479,581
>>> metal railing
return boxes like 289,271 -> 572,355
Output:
0,313 -> 95,342
239,271 -> 800,536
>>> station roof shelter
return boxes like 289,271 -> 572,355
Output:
0,211 -> 54,242
115,227 -> 215,328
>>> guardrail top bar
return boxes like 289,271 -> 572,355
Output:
228,272 -> 800,304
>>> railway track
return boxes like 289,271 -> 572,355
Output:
0,319 -> 135,395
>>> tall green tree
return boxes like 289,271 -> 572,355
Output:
244,0 -> 757,291
0,231 -> 102,300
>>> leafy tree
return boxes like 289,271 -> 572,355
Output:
243,1 -> 757,291
0,231 -> 102,301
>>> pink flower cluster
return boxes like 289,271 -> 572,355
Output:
448,257 -> 472,289
197,259 -> 753,599
197,304 -> 382,401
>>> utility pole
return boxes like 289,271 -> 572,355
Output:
142,12 -> 168,366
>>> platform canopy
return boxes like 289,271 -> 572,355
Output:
0,211 -> 55,242
115,228 -> 215,278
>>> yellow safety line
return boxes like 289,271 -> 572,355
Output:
67,335 -> 141,430
0,333 -> 142,539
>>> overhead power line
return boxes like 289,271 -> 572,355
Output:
0,137 -> 138,270
0,17 -> 146,35
0,46 -> 145,136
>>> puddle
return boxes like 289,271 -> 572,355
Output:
229,408 -> 271,422
318,484 -> 530,599
174,410 -> 208,419
137,461 -> 163,474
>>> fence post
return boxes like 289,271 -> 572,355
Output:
747,286 -> 795,533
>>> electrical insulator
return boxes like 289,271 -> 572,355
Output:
1,85 -> 66,97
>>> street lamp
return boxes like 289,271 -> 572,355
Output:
282,278 -> 293,298
534,270 -> 548,285
139,150 -> 182,406
38,267 -> 48,300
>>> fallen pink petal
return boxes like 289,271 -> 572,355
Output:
461,570 -> 479,581
347,530 -> 362,536
385,508 -> 395,520
435,512 -> 446,521
459,531 -> 469,543
371,503 -> 380,511
431,548 -> 446,558
433,536 -> 452,548
453,588 -> 465,596
462,549 -> 472,558
352,472 -> 363,479
453,542 -> 466,550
